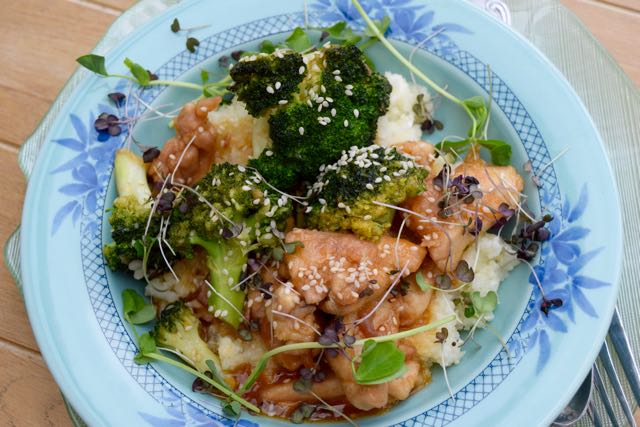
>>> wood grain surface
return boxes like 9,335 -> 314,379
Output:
0,0 -> 637,425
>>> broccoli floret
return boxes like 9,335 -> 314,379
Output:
246,150 -> 301,191
153,301 -> 230,385
306,145 -> 428,240
103,149 -> 160,271
167,163 -> 293,328
248,45 -> 392,190
229,50 -> 306,117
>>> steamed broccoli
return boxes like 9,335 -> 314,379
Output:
240,45 -> 391,190
153,301 -> 231,386
167,163 -> 292,328
306,145 -> 428,240
229,51 -> 306,117
103,149 -> 160,271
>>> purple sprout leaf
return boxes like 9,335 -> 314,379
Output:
455,260 -> 475,283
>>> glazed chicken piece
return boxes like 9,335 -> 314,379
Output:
283,229 -> 427,312
395,140 -> 440,168
355,300 -> 400,337
246,282 -> 319,371
395,271 -> 434,327
327,347 -> 390,411
148,97 -> 254,186
326,314 -> 422,411
388,360 -> 422,401
402,148 -> 524,272
258,376 -> 345,403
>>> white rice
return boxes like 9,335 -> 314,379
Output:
376,72 -> 432,147
405,292 -> 464,367
407,235 -> 520,367
216,335 -> 267,371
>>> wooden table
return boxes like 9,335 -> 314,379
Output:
0,0 -> 637,424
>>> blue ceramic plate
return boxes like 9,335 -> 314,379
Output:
20,0 -> 622,426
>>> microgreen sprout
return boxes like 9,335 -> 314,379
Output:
351,340 -> 407,385
120,292 -> 260,414
94,112 -> 123,137
122,289 -> 156,324
352,0 -> 513,165
76,54 -> 232,97
239,314 -> 456,393
351,0 -> 479,134
291,403 -> 315,424
169,18 -> 210,53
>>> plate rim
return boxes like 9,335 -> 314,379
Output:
19,0 -> 623,426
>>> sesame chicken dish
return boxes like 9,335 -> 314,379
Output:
94,10 -> 555,424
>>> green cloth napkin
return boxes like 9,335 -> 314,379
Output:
4,0 -> 639,425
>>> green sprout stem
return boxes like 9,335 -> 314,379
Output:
350,0 -> 478,136
145,352 -> 260,413
108,74 -> 230,92
239,313 -> 456,393
483,322 -> 512,360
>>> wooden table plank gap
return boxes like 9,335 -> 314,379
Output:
0,338 -> 43,362
596,0 -> 640,13
580,0 -> 640,16
63,0 -> 121,17
0,142 -> 20,155
88,0 -> 131,13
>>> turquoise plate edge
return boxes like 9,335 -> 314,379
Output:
19,1 -> 623,426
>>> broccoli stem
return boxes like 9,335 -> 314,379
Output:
190,235 -> 247,328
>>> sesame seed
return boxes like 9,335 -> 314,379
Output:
333,70 -> 341,75
353,109 -> 360,118
299,127 -> 305,135
278,100 -> 288,105
364,215 -> 372,220
335,75 -> 342,82
321,85 -> 326,93
331,108 -> 336,117
345,90 -> 353,96
326,97 -> 333,103
344,119 -> 349,127
266,86 -> 274,94
366,183 -> 374,190
265,150 -> 273,157
299,66 -> 305,74
242,185 -> 252,191
275,81 -> 282,90
322,101 -> 329,107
